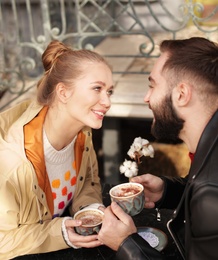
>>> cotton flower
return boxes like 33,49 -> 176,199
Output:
142,144 -> 154,158
127,137 -> 154,161
120,137 -> 154,178
127,146 -> 136,159
119,160 -> 138,178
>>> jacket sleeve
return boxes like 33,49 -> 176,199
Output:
155,176 -> 187,209
116,233 -> 165,260
187,183 -> 218,259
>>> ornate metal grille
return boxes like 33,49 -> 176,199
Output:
0,0 -> 218,110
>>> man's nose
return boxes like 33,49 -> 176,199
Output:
144,92 -> 150,104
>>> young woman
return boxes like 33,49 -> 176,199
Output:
0,40 -> 114,259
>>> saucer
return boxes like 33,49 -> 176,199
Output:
137,227 -> 168,251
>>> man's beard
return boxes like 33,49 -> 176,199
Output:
151,94 -> 184,143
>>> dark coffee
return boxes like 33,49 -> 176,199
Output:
76,211 -> 102,226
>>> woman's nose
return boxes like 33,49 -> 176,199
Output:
100,93 -> 111,108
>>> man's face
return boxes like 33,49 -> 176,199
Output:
145,52 -> 184,142
150,93 -> 184,142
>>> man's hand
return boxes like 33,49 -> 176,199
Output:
130,174 -> 164,208
98,202 -> 137,251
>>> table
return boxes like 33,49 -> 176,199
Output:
14,183 -> 183,260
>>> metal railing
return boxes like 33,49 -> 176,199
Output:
0,0 -> 218,110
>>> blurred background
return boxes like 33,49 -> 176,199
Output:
0,0 -> 217,184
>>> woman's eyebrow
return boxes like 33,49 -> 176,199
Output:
91,81 -> 105,86
91,81 -> 114,88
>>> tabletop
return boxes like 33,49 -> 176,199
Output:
14,183 -> 183,260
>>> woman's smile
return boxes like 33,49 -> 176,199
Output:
92,109 -> 107,119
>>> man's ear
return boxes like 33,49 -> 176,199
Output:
55,83 -> 71,103
173,82 -> 192,107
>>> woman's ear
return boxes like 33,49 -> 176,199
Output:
55,83 -> 71,103
173,82 -> 192,107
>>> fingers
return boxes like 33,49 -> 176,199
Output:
65,219 -> 82,228
103,203 -> 117,218
68,229 -> 102,248
131,174 -> 164,193
110,202 -> 134,226
98,206 -> 106,212
101,203 -> 133,231
78,240 -> 102,248
73,236 -> 102,248
130,173 -> 153,184
144,201 -> 155,208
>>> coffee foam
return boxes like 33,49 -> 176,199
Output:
75,210 -> 103,226
111,184 -> 142,198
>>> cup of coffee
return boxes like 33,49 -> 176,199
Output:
74,208 -> 104,236
109,182 -> 145,216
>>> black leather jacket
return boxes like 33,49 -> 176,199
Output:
116,110 -> 218,260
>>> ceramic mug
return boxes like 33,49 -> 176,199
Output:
109,182 -> 145,216
74,208 -> 104,236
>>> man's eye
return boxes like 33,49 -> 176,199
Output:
148,85 -> 154,89
107,89 -> 114,96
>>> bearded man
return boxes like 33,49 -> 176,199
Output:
98,37 -> 218,260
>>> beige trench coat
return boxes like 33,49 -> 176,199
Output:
0,100 -> 103,259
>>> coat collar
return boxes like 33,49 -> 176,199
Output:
188,109 -> 218,180
23,103 -> 89,215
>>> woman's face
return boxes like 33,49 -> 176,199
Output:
64,62 -> 114,130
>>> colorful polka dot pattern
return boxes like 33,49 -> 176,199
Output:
51,162 -> 77,218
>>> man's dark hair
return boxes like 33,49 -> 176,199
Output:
160,37 -> 218,95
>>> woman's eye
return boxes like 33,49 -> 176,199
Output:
94,86 -> 101,91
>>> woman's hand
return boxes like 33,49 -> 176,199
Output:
65,219 -> 102,248
130,173 -> 164,208
98,205 -> 106,212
